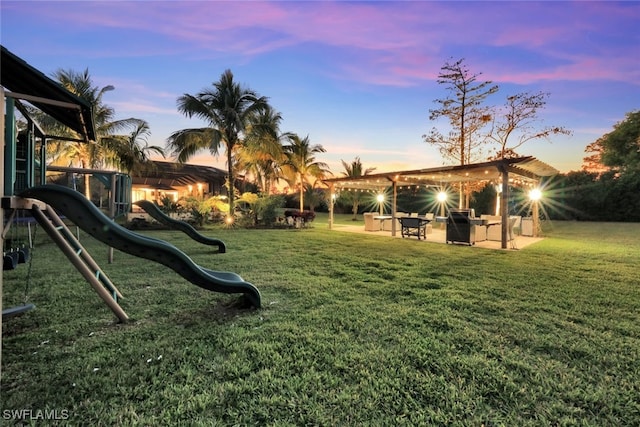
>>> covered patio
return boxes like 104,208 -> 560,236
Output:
324,157 -> 559,249
329,220 -> 544,250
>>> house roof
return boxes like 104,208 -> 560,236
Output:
131,161 -> 228,189
323,156 -> 559,191
1,45 -> 96,141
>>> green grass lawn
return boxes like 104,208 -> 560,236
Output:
2,216 -> 639,426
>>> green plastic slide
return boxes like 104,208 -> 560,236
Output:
133,199 -> 226,252
19,185 -> 261,308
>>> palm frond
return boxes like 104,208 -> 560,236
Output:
166,128 -> 218,162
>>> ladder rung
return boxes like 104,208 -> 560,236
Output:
95,270 -> 118,301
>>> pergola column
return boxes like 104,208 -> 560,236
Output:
1,87 -> 6,376
497,163 -> 509,249
328,184 -> 335,230
500,162 -> 509,249
391,179 -> 398,236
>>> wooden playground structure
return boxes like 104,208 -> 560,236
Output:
1,46 -> 261,378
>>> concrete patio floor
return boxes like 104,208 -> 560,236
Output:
330,223 -> 543,250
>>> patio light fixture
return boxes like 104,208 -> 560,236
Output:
529,188 -> 542,201
377,194 -> 385,215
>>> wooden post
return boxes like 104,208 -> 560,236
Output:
4,96 -> 15,196
108,174 -> 116,263
1,87 -> 6,375
500,165 -> 509,249
328,184 -> 334,230
391,180 -> 398,237
533,197 -> 540,238
40,137 -> 47,185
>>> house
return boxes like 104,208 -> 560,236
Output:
130,160 -> 229,206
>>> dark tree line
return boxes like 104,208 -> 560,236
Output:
556,110 -> 640,221
545,171 -> 640,221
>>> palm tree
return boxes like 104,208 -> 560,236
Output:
341,157 -> 376,220
112,121 -> 165,174
282,134 -> 330,212
301,182 -> 324,213
166,69 -> 268,218
49,68 -> 148,197
238,105 -> 290,194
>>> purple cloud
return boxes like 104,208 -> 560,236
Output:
3,0 -> 637,87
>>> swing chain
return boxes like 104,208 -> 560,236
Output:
23,221 -> 37,303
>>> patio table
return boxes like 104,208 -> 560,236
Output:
373,215 -> 393,231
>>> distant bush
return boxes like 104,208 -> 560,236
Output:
284,210 -> 316,223
158,196 -> 181,214
255,195 -> 285,227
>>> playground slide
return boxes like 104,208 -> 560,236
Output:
19,185 -> 261,308
133,200 -> 226,253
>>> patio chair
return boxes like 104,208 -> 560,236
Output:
486,216 -> 519,242
424,213 -> 435,234
474,224 -> 487,241
508,216 -> 519,249
399,217 -> 429,240
510,215 -> 522,235
363,212 -> 381,231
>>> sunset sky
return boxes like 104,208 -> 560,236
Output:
1,1 -> 638,175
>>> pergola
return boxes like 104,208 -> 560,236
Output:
323,156 -> 559,249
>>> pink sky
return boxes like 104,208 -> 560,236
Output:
2,1 -> 638,174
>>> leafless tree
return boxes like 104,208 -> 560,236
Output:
424,58 -> 498,166
487,91 -> 571,160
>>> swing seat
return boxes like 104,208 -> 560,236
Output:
17,246 -> 30,263
2,303 -> 35,319
3,252 -> 19,270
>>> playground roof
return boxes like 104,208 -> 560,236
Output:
1,45 -> 96,141
323,156 -> 559,191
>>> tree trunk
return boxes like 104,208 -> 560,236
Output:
299,174 -> 304,212
227,148 -> 234,217
80,159 -> 91,200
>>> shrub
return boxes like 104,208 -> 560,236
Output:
255,195 -> 285,227
284,209 -> 316,223
158,196 -> 181,214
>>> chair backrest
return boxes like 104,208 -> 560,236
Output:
400,217 -> 423,227
508,216 -> 519,239
410,212 -> 418,217
424,213 -> 434,220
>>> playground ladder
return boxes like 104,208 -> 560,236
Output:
3,196 -> 129,322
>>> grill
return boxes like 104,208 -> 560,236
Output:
446,209 -> 479,245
